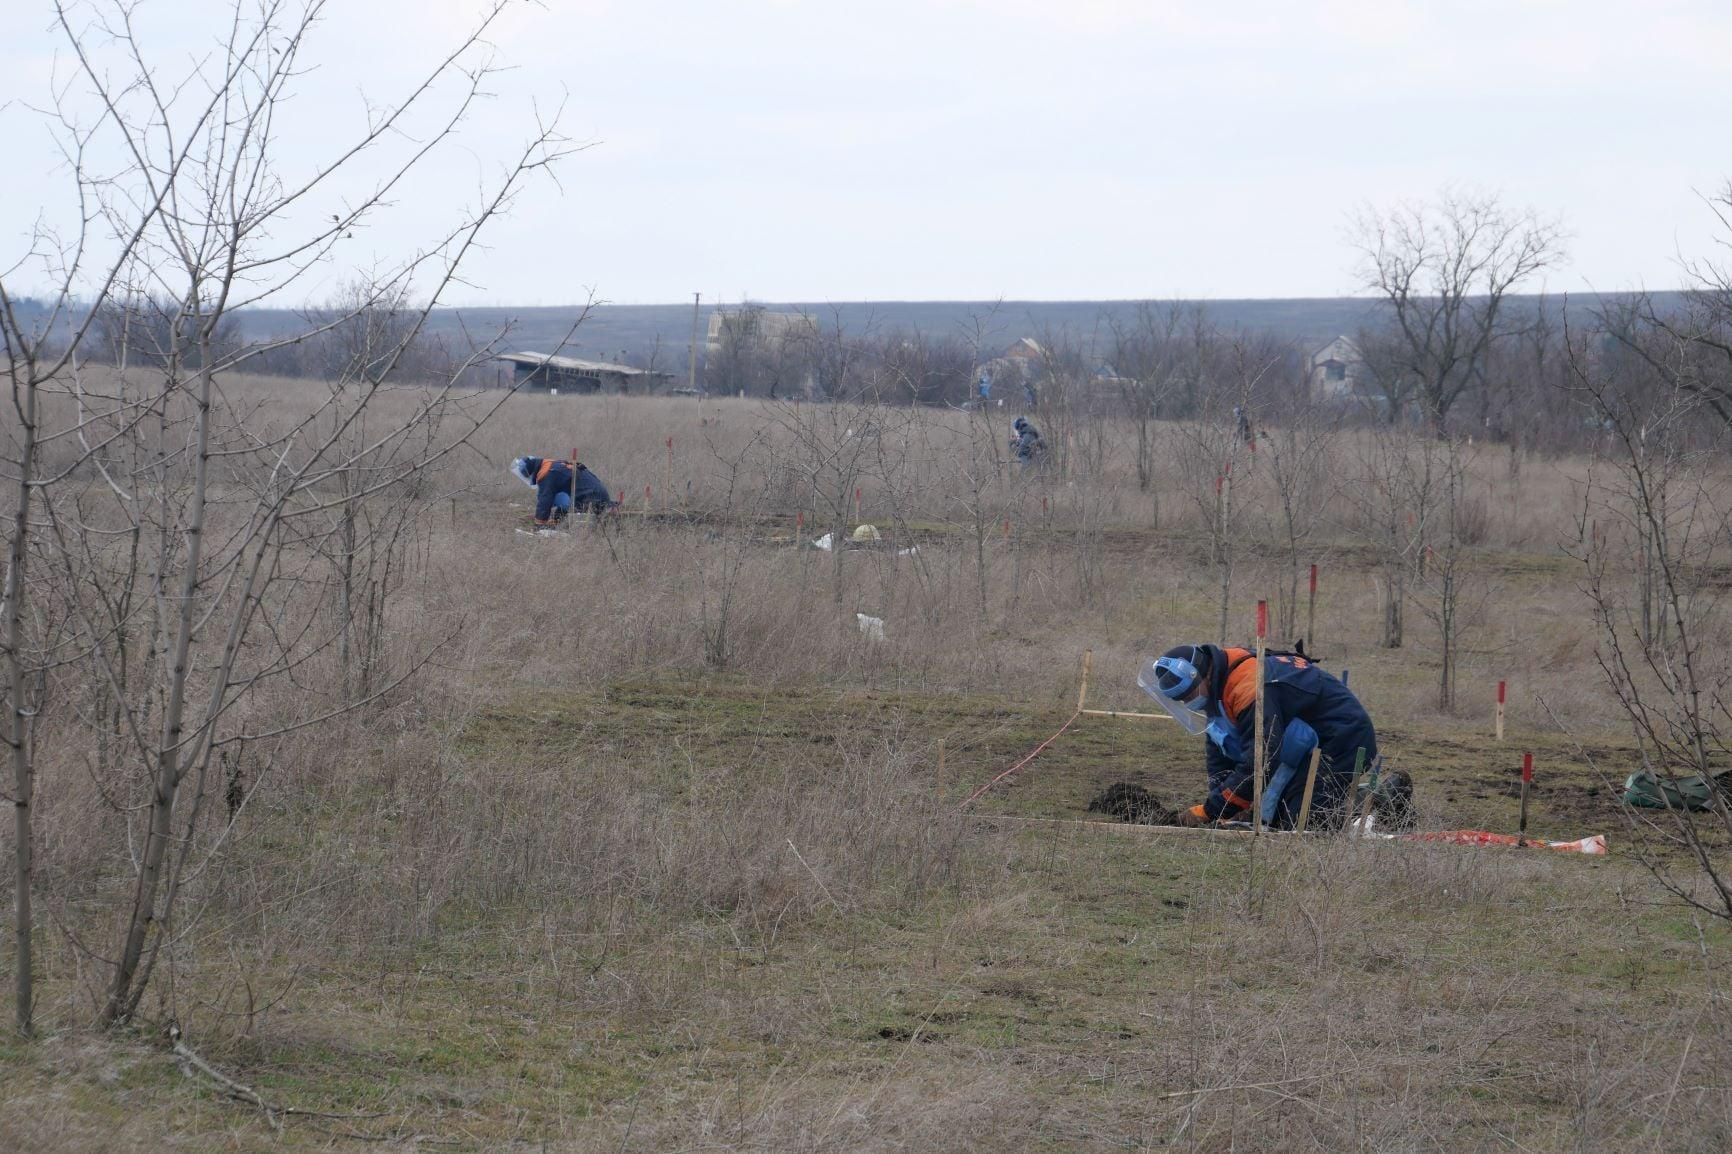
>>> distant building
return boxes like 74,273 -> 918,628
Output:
1309,335 -> 1362,399
496,351 -> 673,393
704,308 -> 818,353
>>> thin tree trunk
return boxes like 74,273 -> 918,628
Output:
103,356 -> 215,1026
5,375 -> 37,1035
1216,469 -> 1233,643
1383,558 -> 1405,649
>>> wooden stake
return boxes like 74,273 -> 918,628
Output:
1306,563 -> 1318,647
569,446 -> 579,526
1295,746 -> 1322,834
664,436 -> 673,512
1495,679 -> 1507,742
1342,747 -> 1366,838
854,486 -> 862,522
1252,602 -> 1267,836
938,738 -> 946,776
1519,751 -> 1533,846
1077,649 -> 1093,713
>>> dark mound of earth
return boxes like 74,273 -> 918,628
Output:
1087,782 -> 1180,826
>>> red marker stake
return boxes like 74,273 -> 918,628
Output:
1495,680 -> 1507,742
1519,752 -> 1533,846
1256,598 -> 1268,640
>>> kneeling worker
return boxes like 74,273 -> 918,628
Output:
510,455 -> 614,526
1139,642 -> 1377,830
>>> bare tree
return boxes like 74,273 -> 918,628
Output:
766,394 -> 900,607
1348,423 -> 1438,650
1109,302 -> 1187,501
1256,390 -> 1340,643
1598,184 -> 1732,427
710,303 -> 767,396
696,431 -> 773,668
1,0 -> 570,1031
1564,331 -> 1732,924
1352,190 -> 1565,429
1171,332 -> 1274,642
1410,435 -> 1486,709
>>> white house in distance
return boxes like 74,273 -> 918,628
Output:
1309,335 -> 1362,400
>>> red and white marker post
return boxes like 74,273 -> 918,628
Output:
1495,680 -> 1507,742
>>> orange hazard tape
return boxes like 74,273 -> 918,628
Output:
958,707 -> 1082,809
1400,830 -> 1608,854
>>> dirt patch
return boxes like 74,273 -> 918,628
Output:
1087,782 -> 1181,826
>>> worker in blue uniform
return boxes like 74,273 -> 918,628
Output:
1139,642 -> 1378,829
510,455 -> 614,525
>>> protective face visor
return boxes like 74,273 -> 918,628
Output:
509,457 -> 536,488
1138,655 -> 1210,734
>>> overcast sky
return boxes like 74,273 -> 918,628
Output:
4,0 -> 1730,307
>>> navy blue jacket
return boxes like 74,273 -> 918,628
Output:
524,457 -> 612,523
1199,650 -> 1376,825
1010,427 -> 1045,462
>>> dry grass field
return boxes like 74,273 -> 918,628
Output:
3,383 -> 1730,1152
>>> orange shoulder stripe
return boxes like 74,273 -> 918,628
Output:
1221,648 -> 1258,723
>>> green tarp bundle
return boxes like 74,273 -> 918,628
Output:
1622,769 -> 1727,813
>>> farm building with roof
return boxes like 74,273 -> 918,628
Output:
496,351 -> 674,394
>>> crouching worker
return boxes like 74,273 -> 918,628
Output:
1138,643 -> 1377,830
510,455 -> 615,526
1009,416 -> 1045,464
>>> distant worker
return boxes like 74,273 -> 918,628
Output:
510,455 -> 615,526
1009,416 -> 1046,465
1138,642 -> 1378,830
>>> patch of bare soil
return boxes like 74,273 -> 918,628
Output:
1086,782 -> 1181,826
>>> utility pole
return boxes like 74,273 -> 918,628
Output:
688,291 -> 701,395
